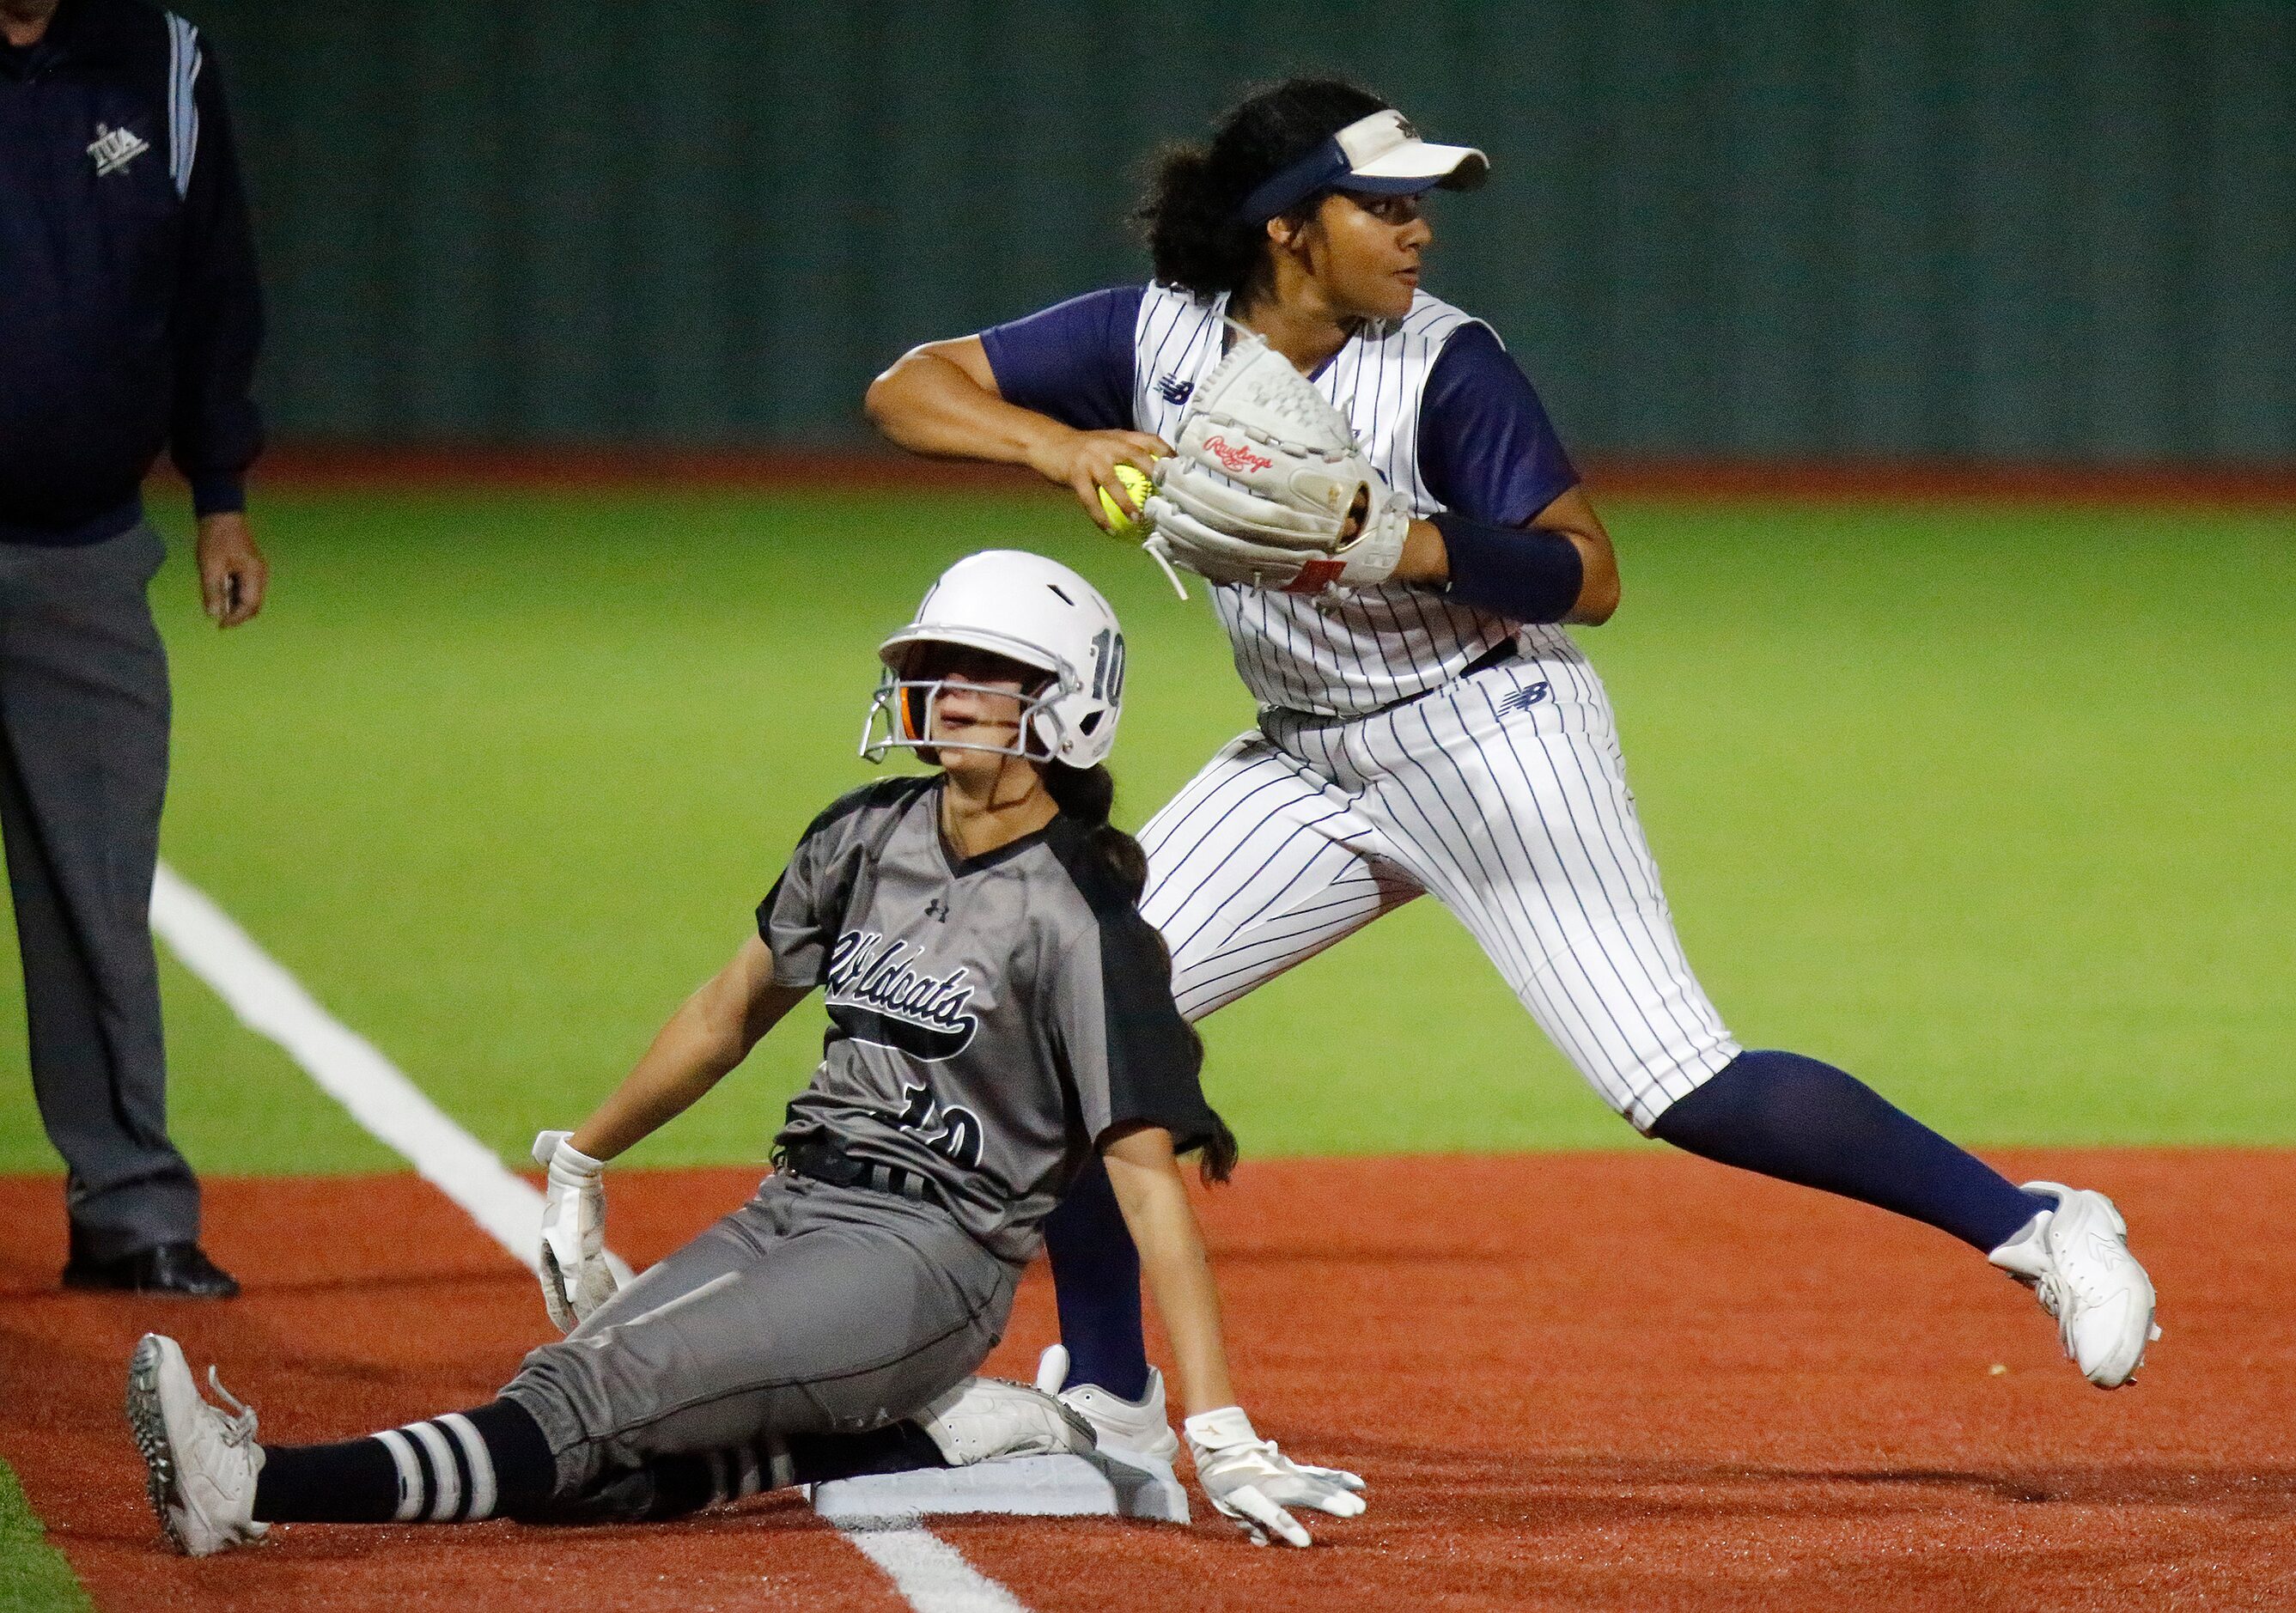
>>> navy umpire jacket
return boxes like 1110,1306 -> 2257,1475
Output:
0,0 -> 261,545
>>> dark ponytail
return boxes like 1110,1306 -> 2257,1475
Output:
1044,761 -> 1239,1184
1135,77 -> 1391,301
1041,760 -> 1142,900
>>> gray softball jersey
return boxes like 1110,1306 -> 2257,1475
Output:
758,774 -> 1221,1263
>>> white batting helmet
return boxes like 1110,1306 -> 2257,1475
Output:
860,550 -> 1128,770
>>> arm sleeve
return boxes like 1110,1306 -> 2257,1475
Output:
1416,322 -> 1577,527
977,286 -> 1144,433
167,34 -> 265,517
1045,912 -> 1221,1154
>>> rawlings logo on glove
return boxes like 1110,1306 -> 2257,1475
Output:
1203,435 -> 1275,477
1142,323 -> 1410,600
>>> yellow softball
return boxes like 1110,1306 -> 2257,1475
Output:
1097,465 -> 1155,533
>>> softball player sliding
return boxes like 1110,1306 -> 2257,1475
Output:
868,78 -> 2160,1472
126,551 -> 1365,1555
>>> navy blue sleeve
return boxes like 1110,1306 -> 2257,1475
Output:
1416,323 -> 1578,527
168,37 -> 265,517
977,287 -> 1144,433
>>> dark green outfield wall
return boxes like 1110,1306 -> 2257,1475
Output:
188,1 -> 2293,462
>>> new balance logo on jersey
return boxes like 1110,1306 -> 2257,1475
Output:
825,931 -> 979,1061
88,124 -> 151,178
1155,374 -> 1194,405
1499,681 -> 1551,715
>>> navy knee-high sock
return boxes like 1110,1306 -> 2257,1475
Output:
1042,1154 -> 1152,1400
1648,1050 -> 2049,1251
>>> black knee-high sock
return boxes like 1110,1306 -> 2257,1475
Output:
525,1423 -> 951,1525
786,1423 -> 949,1486
1041,1153 -> 1152,1399
628,1424 -> 951,1520
647,1431 -> 950,1523
1649,1050 -> 2050,1251
252,1399 -> 556,1524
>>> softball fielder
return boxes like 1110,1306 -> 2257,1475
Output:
126,551 -> 1366,1555
867,79 -> 2160,1469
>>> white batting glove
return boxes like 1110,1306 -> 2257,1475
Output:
1185,1407 -> 1367,1548
533,1129 -> 617,1333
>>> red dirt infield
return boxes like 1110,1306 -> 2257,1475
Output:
3,1149 -> 2289,1611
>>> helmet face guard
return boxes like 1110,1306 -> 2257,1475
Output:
858,671 -> 1073,765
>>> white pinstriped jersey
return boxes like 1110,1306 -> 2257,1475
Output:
1127,285 -> 1573,717
974,279 -> 1735,1125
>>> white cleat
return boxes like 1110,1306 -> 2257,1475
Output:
1035,1344 -> 1179,1462
1988,1183 -> 2161,1389
1035,1345 -> 1190,1520
913,1376 -> 1096,1465
125,1334 -> 268,1555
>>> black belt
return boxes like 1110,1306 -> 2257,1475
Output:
1459,639 -> 1520,680
1262,637 -> 1522,737
779,1137 -> 935,1203
1383,639 -> 1519,712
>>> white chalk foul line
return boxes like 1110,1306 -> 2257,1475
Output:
147,860 -> 1020,1613
148,862 -> 618,1279
843,1520 -> 1030,1613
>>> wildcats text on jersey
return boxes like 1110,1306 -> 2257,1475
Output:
825,931 -> 980,1061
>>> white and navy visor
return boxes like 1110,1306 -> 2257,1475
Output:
1235,109 -> 1489,224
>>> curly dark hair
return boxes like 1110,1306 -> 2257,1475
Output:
1135,77 -> 1390,302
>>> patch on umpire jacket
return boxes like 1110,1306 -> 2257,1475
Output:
825,931 -> 980,1061
88,123 -> 151,178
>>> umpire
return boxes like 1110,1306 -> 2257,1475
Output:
1,0 -> 266,1296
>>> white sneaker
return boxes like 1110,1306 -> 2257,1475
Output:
1034,1344 -> 1180,1462
1035,1345 -> 1189,1520
126,1334 -> 269,1555
1988,1183 -> 2161,1388
913,1377 -> 1096,1465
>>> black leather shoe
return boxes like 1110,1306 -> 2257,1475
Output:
62,1241 -> 240,1298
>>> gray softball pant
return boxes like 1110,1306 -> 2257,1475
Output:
502,1173 -> 1020,1496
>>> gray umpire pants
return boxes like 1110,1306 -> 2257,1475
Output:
0,523 -> 198,1257
503,1173 -> 1020,1497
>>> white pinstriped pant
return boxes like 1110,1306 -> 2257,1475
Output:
1137,646 -> 1739,1130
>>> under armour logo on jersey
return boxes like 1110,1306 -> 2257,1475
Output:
88,124 -> 151,178
923,898 -> 950,922
1498,681 -> 1551,715
1156,374 -> 1194,405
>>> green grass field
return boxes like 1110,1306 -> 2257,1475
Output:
0,1458 -> 85,1613
3,487 -> 2292,1184
0,486 -> 2290,1606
